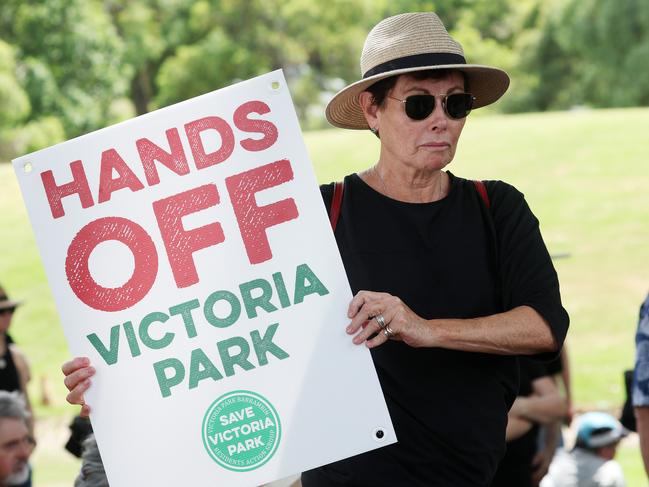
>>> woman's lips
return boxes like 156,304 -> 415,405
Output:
421,142 -> 449,148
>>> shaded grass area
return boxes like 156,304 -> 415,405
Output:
1,106 -> 647,484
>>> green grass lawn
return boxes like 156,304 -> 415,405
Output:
1,106 -> 648,484
310,107 -> 649,410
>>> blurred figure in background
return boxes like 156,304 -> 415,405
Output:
491,357 -> 567,487
74,435 -> 108,487
541,412 -> 626,487
551,347 -> 574,425
65,414 -> 93,458
0,391 -> 33,487
533,346 -> 574,485
632,291 -> 649,477
0,287 -> 33,487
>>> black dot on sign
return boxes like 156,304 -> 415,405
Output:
375,429 -> 384,439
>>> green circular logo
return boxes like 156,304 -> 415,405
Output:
202,390 -> 281,471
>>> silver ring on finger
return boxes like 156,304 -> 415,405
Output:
374,313 -> 387,330
383,325 -> 395,338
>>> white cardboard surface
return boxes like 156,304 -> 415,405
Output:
13,71 -> 395,486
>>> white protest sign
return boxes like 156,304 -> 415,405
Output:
13,70 -> 395,486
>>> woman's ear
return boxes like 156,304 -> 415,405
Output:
358,91 -> 379,129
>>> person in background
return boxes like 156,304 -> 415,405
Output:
74,435 -> 108,487
0,289 -> 32,431
540,412 -> 627,487
62,11 -> 569,486
632,292 -> 649,478
491,357 -> 567,487
65,414 -> 93,458
558,347 -> 574,424
0,391 -> 33,487
533,346 -> 574,485
0,287 -> 33,487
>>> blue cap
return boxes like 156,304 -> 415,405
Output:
576,412 -> 628,448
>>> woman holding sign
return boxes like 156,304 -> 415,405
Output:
63,11 -> 569,487
305,11 -> 569,487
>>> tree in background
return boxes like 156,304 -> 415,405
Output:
0,40 -> 31,153
558,0 -> 649,108
499,0 -> 575,112
0,0 -> 648,158
508,0 -> 649,112
146,0 -> 375,127
0,0 -> 129,156
0,38 -> 66,159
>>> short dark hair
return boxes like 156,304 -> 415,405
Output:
364,69 -> 468,107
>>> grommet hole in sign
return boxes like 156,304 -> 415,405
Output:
373,427 -> 386,442
23,162 -> 33,174
269,80 -> 281,92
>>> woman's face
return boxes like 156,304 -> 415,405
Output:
0,309 -> 14,335
362,71 -> 467,173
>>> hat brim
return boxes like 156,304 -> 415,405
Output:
0,300 -> 21,311
326,64 -> 510,130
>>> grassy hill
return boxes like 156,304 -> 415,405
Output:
1,106 -> 648,484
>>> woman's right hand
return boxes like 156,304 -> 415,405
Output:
62,357 -> 95,417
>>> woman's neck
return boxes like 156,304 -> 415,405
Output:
360,162 -> 448,203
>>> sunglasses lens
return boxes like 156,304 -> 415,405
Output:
402,94 -> 474,120
445,93 -> 474,119
0,308 -> 15,315
404,95 -> 436,120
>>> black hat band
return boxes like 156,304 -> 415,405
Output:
363,53 -> 467,79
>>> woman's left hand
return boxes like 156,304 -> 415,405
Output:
346,290 -> 431,348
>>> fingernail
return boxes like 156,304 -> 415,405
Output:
87,367 -> 96,376
346,325 -> 353,333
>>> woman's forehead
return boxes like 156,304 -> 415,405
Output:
396,71 -> 465,92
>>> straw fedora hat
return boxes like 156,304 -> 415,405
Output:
325,12 -> 510,129
0,287 -> 21,311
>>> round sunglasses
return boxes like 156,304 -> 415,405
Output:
387,93 -> 475,121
